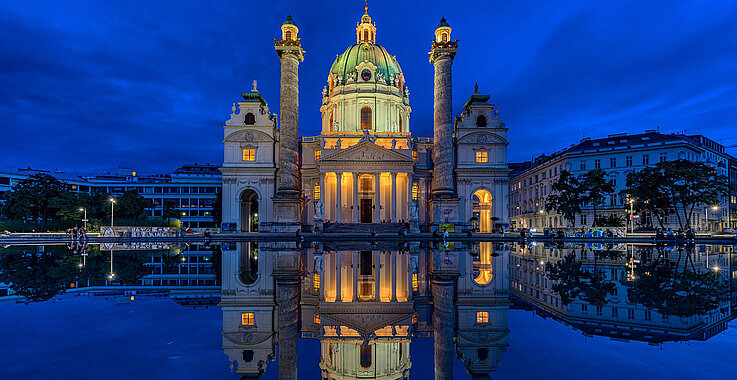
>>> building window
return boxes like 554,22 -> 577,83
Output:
244,112 -> 256,125
412,314 -> 418,324
313,273 -> 320,292
594,159 -> 601,169
412,151 -> 418,160
581,304 -> 587,312
363,30 -> 369,42
412,183 -> 419,200
285,30 -> 292,40
645,310 -> 651,321
441,32 -> 448,43
361,106 -> 372,130
660,152 -> 667,162
643,154 -> 650,165
241,312 -> 255,326
399,114 -> 403,132
314,314 -> 320,324
476,311 -> 489,324
612,307 -> 618,317
476,115 -> 487,127
360,345 -> 372,369
313,184 -> 321,201
412,273 -> 419,291
610,157 -> 616,168
628,309 -> 634,319
580,161 -> 586,171
242,149 -> 255,161
626,156 -> 633,166
476,151 -> 488,163
596,306 -> 602,316
315,150 -> 321,160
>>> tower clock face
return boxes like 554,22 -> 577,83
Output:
361,69 -> 371,82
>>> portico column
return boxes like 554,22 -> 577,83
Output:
374,250 -> 381,301
391,251 -> 397,301
319,173 -> 326,205
336,251 -> 342,302
406,174 -> 413,221
353,173 -> 359,223
391,172 -> 398,223
336,172 -> 342,223
374,173 -> 381,223
352,251 -> 358,301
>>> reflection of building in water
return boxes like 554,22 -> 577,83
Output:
216,243 -> 509,379
510,244 -> 734,343
219,241 -> 510,379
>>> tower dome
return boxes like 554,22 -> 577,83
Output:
320,5 -> 411,134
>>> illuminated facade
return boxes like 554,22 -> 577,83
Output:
221,6 -> 510,232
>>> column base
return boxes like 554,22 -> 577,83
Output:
429,196 -> 460,228
269,193 -> 303,233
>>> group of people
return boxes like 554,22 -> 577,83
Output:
66,226 -> 88,242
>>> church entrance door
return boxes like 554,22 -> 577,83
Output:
360,199 -> 372,223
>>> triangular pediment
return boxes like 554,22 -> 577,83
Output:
320,140 -> 414,163
320,309 -> 414,336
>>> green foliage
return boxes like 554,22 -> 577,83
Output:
115,190 -> 149,221
546,249 -> 617,307
624,160 -> 729,229
162,199 -> 181,221
1,174 -> 66,226
594,214 -> 625,227
546,170 -> 583,227
580,169 -> 615,227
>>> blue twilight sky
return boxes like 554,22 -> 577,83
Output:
1,0 -> 736,173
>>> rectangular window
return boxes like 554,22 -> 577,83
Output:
412,273 -> 419,291
626,156 -> 633,166
582,304 -> 588,312
659,152 -> 667,162
643,154 -> 650,165
645,310 -> 651,321
242,149 -> 255,161
412,183 -> 419,200
610,157 -> 616,168
241,312 -> 255,326
313,273 -> 320,292
315,150 -> 321,160
628,309 -> 634,319
594,159 -> 601,169
412,151 -> 418,160
476,151 -> 488,163
580,161 -> 586,171
313,184 -> 321,201
596,306 -> 602,316
476,311 -> 489,324
314,314 -> 320,324
612,307 -> 618,317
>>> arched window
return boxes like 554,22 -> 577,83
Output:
442,33 -> 448,43
242,350 -> 254,363
476,115 -> 487,127
477,348 -> 489,361
244,112 -> 256,125
329,113 -> 334,132
285,30 -> 292,40
398,114 -> 403,132
360,344 -> 372,369
360,106 -> 372,130
371,31 -> 374,42
364,30 -> 369,41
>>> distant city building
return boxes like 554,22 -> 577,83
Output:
508,131 -> 736,231
0,164 -> 221,229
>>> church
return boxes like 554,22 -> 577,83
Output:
220,6 -> 509,233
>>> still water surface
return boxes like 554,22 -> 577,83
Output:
1,241 -> 735,379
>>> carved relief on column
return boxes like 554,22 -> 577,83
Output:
275,29 -> 304,198
432,277 -> 456,380
276,276 -> 300,379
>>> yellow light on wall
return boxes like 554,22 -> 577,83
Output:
412,273 -> 419,291
313,273 -> 321,292
412,183 -> 419,200
412,151 -> 418,160
476,151 -> 488,163
314,314 -> 321,324
313,184 -> 321,201
242,149 -> 256,161
476,311 -> 489,324
241,312 -> 255,326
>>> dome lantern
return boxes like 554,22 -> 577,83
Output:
281,15 -> 299,41
356,2 -> 376,44
434,17 -> 452,44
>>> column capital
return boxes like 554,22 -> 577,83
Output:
275,40 -> 304,61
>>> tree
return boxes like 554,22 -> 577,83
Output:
162,199 -> 181,221
580,169 -> 615,227
546,170 -> 584,227
1,173 -> 66,228
624,160 -> 729,229
211,190 -> 223,228
115,190 -> 149,221
623,167 -> 674,229
0,246 -> 78,302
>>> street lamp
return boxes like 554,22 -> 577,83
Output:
181,211 -> 186,228
628,198 -> 635,237
109,198 -> 116,228
79,207 -> 87,229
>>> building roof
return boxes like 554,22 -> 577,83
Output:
330,43 -> 403,84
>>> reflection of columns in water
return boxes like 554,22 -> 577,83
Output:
391,172 -> 398,222
391,251 -> 398,301
374,173 -> 381,223
352,251 -> 358,302
336,251 -> 342,302
276,275 -> 300,380
432,277 -> 456,380
352,173 -> 359,223
374,250 -> 381,301
336,172 -> 343,222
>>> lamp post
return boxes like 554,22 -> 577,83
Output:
629,199 -> 635,237
109,198 -> 116,228
712,205 -> 719,232
79,207 -> 88,229
181,211 -> 186,229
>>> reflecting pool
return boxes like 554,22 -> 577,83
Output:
1,241 -> 736,379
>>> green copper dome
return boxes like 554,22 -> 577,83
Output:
283,15 -> 296,26
329,43 -> 403,84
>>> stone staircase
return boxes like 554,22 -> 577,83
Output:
323,223 -> 409,234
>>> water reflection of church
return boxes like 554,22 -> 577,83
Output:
219,241 -> 509,379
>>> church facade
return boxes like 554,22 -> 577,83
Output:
221,7 -> 509,233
